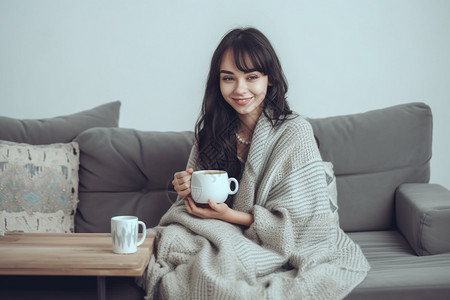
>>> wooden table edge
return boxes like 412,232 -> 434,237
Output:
0,232 -> 154,277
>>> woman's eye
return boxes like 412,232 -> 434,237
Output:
248,75 -> 259,80
222,76 -> 234,81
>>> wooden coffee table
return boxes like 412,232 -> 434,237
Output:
0,232 -> 154,300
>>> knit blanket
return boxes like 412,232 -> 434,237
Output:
142,115 -> 370,299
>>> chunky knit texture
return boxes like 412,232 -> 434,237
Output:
143,115 -> 370,299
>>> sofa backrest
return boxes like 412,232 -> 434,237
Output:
74,128 -> 194,233
73,102 -> 432,233
309,102 -> 432,231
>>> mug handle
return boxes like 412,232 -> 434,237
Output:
228,178 -> 239,195
137,221 -> 147,246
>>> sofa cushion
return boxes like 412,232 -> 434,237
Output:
347,231 -> 450,299
309,103 -> 432,231
0,101 -> 121,145
74,127 -> 194,233
0,141 -> 79,233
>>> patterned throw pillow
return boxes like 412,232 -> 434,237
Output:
323,161 -> 339,224
0,141 -> 79,233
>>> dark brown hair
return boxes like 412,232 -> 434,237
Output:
195,27 -> 293,180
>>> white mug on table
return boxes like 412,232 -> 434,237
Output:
111,216 -> 146,254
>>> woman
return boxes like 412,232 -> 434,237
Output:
142,27 -> 369,300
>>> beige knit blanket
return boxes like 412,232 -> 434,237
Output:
143,115 -> 370,299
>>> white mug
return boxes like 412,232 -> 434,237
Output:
190,170 -> 239,204
111,216 -> 146,254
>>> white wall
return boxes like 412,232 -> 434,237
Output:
1,0 -> 449,187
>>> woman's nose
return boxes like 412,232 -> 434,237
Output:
234,79 -> 248,94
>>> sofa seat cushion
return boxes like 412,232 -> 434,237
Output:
347,231 -> 450,300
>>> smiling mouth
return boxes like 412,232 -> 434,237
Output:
232,97 -> 253,106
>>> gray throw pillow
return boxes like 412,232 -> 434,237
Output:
0,101 -> 121,144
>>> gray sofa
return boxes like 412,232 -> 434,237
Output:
1,101 -> 449,299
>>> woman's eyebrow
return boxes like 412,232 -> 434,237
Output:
220,69 -> 259,75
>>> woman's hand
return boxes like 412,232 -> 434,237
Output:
172,168 -> 194,198
185,197 -> 254,226
185,197 -> 230,220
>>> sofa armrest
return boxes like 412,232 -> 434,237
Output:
396,183 -> 450,256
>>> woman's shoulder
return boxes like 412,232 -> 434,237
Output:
272,113 -> 319,157
273,113 -> 314,139
255,113 -> 321,169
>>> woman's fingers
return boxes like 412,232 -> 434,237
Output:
185,198 -> 230,221
173,169 -> 195,197
185,198 -> 206,217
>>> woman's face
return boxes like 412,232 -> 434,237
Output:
219,50 -> 270,124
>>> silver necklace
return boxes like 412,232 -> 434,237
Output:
235,132 -> 251,145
